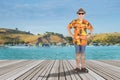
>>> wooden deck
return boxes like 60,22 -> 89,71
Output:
0,60 -> 120,80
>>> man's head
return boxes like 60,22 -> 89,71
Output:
76,8 -> 86,20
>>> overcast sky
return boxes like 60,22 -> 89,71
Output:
0,0 -> 120,36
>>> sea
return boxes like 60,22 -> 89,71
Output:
0,46 -> 120,60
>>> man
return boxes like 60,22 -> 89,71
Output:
67,8 -> 93,73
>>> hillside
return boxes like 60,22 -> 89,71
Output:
0,28 -> 67,45
0,28 -> 120,46
0,28 -> 33,35
90,32 -> 120,45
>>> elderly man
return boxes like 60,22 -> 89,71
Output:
67,8 -> 93,73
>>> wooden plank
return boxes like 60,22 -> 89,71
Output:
23,60 -> 48,80
80,60 -> 104,80
99,60 -> 120,67
93,60 -> 120,73
69,60 -> 105,80
82,70 -> 96,80
0,60 -> 11,65
0,60 -> 25,68
7,60 -> 44,80
15,60 -> 47,80
86,60 -> 119,80
38,60 -> 55,80
68,60 -> 91,80
65,60 -> 78,80
62,60 -> 72,80
67,60 -> 82,80
66,60 -> 81,80
91,60 -> 120,78
86,62 -> 114,80
0,60 -> 41,80
0,60 -> 119,80
86,68 -> 105,80
0,60 -> 31,76
47,60 -> 59,80
0,60 -> 8,61
59,60 -> 65,80
31,60 -> 52,80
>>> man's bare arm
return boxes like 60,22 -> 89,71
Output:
67,27 -> 74,38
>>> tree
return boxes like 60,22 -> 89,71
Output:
15,28 -> 18,31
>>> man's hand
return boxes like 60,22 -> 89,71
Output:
87,33 -> 91,38
67,27 -> 75,39
75,36 -> 87,40
72,35 -> 91,40
80,36 -> 87,40
71,35 -> 74,39
87,35 -> 90,38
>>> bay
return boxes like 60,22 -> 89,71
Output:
0,46 -> 120,60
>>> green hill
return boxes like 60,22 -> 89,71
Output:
0,28 -> 67,45
90,32 -> 120,45
0,28 -> 33,35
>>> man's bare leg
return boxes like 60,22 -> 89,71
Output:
81,53 -> 85,68
76,53 -> 80,68
73,53 -> 81,73
81,52 -> 88,72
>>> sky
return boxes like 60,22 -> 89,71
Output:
0,0 -> 120,36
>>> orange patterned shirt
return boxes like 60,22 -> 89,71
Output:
67,19 -> 93,46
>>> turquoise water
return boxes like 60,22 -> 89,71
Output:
0,46 -> 120,60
